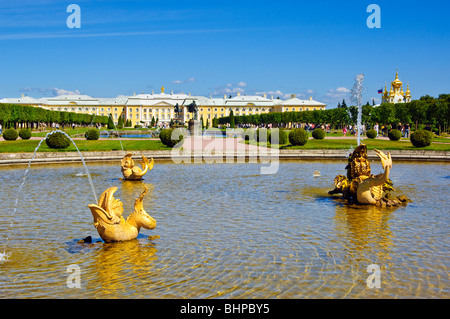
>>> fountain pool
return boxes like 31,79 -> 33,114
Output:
0,160 -> 448,298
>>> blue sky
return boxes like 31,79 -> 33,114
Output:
0,0 -> 448,107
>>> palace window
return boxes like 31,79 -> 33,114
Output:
92,108 -> 95,111
129,108 -> 132,112
214,108 -> 217,112
143,108 -> 147,113
85,108 -> 89,111
78,108 -> 82,111
63,108 -> 66,111
135,108 -> 139,112
292,108 -> 295,111
221,108 -> 224,111
100,108 -> 104,112
114,108 -> 118,112
285,108 -> 289,111
207,108 -> 211,112
242,108 -> 246,111
107,108 -> 111,112
249,108 -> 252,111
136,114 -> 139,119
114,114 -> 118,119
262,108 -> 265,111
299,108 -> 303,111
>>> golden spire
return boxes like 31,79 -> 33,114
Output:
405,82 -> 411,97
161,86 -> 165,93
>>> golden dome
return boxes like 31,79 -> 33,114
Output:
391,71 -> 403,88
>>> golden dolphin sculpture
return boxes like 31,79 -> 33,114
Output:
121,153 -> 154,181
88,185 -> 156,242
329,144 -> 409,206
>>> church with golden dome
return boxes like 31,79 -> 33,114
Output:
382,70 -> 412,103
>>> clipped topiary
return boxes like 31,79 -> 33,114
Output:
19,129 -> 32,140
242,129 -> 255,141
255,128 -> 269,142
45,131 -> 70,149
85,128 -> 100,140
312,128 -> 325,140
388,129 -> 402,141
366,129 -> 377,139
289,128 -> 308,146
2,128 -> 19,141
269,128 -> 288,144
159,128 -> 184,148
410,129 -> 433,147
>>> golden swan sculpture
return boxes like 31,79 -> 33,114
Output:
329,144 -> 410,207
121,153 -> 154,181
88,185 -> 156,242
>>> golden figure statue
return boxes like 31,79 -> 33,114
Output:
121,153 -> 154,181
329,144 -> 409,207
88,185 -> 156,242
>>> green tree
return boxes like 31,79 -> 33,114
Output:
107,114 -> 115,129
229,110 -> 235,128
117,115 -> 124,129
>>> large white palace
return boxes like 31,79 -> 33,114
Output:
0,87 -> 326,127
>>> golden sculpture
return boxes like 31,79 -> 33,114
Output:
121,153 -> 154,181
329,144 -> 409,207
88,185 -> 156,242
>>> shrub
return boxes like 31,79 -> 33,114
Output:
19,129 -> 32,140
388,129 -> 402,141
85,128 -> 100,140
255,128 -> 269,142
312,128 -> 325,140
2,128 -> 19,141
159,128 -> 184,148
366,129 -> 377,139
45,131 -> 70,149
410,129 -> 433,147
289,128 -> 308,146
242,129 -> 255,141
269,129 -> 288,144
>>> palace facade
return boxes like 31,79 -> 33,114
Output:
0,87 -> 326,127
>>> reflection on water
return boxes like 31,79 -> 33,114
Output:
0,160 -> 448,298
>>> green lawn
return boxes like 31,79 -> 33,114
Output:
0,139 -> 171,153
246,137 -> 450,151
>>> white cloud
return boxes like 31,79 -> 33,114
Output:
335,87 -> 351,93
171,77 -> 196,84
53,88 -> 80,96
19,87 -> 81,97
237,81 -> 248,87
255,90 -> 291,99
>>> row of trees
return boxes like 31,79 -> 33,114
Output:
218,94 -> 450,133
0,103 -> 109,129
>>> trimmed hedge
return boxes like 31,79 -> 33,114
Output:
410,129 -> 433,147
289,128 -> 308,146
366,129 -> 377,139
45,131 -> 70,149
269,129 -> 288,144
242,129 -> 255,141
19,129 -> 32,140
312,128 -> 325,139
388,129 -> 402,141
255,128 -> 269,142
85,128 -> 100,140
159,128 -> 184,148
3,128 -> 19,141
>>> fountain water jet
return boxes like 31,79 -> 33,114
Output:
2,130 -> 98,260
351,73 -> 365,146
